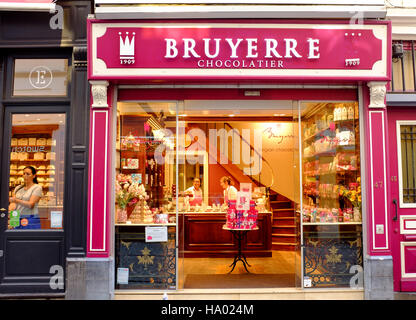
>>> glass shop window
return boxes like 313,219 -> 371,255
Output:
13,59 -> 69,97
114,102 -> 177,290
8,113 -> 66,230
301,102 -> 363,288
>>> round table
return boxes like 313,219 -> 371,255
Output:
222,225 -> 259,273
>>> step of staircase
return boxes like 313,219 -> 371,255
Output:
273,217 -> 296,225
272,208 -> 296,217
269,195 -> 298,252
272,233 -> 297,243
269,200 -> 293,209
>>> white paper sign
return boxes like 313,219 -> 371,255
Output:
145,226 -> 168,242
117,267 -> 129,284
50,211 -> 63,228
236,191 -> 251,211
240,183 -> 252,193
304,276 -> 312,288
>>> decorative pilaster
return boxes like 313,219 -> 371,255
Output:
368,81 -> 387,109
364,82 -> 390,255
90,81 -> 109,108
87,80 -> 111,257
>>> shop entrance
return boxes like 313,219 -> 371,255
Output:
0,106 -> 68,294
114,89 -> 364,291
388,107 -> 416,292
177,99 -> 301,289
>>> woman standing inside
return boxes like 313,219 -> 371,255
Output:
185,177 -> 203,206
220,176 -> 238,205
9,166 -> 43,229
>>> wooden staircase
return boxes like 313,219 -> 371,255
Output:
270,193 -> 299,251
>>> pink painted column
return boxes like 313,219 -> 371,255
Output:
364,81 -> 392,256
87,80 -> 112,257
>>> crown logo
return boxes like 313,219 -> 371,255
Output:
119,32 -> 135,59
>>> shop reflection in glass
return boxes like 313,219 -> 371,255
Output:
8,166 -> 42,229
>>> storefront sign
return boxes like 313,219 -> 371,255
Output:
89,22 -> 389,80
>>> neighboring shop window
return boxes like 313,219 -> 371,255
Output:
399,124 -> 416,205
8,113 -> 66,230
114,102 -> 177,290
391,41 -> 416,92
301,102 -> 363,288
13,59 -> 68,96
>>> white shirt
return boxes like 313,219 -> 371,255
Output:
224,185 -> 238,202
14,184 -> 43,216
185,186 -> 203,205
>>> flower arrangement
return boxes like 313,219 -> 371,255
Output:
115,174 -> 148,209
339,177 -> 361,209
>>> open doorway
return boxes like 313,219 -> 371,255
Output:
177,99 -> 301,289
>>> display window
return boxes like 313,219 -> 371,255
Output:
8,113 -> 66,230
113,97 -> 363,290
301,101 -> 363,288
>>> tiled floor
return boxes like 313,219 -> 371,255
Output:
178,250 -> 299,289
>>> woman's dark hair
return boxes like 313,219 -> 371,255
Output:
24,166 -> 38,184
220,176 -> 232,185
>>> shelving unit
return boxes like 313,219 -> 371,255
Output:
301,102 -> 363,288
9,125 -> 65,210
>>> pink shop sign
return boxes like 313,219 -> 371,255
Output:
89,22 -> 389,80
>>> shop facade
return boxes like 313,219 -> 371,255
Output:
0,0 -> 92,296
83,14 -> 396,299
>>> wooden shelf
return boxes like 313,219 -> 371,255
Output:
10,159 -> 52,162
9,173 -> 55,176
303,222 -> 362,226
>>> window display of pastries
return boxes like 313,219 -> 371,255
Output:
37,177 -> 45,183
18,138 -> 28,146
9,170 -> 17,175
37,170 -> 46,175
11,138 -> 17,146
18,165 -> 26,170
47,170 -> 55,175
47,177 -> 55,182
38,165 -> 46,170
47,138 -> 56,146
18,152 -> 29,160
37,138 -> 47,146
10,164 -> 17,170
46,152 -> 56,160
34,152 -> 45,160
47,165 -> 55,170
10,152 -> 19,160
28,138 -> 37,145
17,170 -> 24,175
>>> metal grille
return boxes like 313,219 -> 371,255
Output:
400,125 -> 416,203
391,40 -> 416,92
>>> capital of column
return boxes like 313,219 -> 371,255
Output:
367,81 -> 387,109
90,80 -> 109,108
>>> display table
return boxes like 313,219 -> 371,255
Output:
222,225 -> 259,273
178,212 -> 272,258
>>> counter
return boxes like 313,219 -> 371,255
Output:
178,211 -> 272,258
